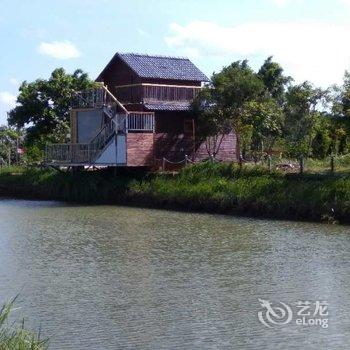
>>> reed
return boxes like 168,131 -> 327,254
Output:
0,298 -> 48,349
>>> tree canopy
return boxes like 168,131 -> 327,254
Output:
193,59 -> 283,156
8,68 -> 97,148
193,57 -> 350,160
258,56 -> 292,105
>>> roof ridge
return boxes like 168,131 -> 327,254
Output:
118,52 -> 190,61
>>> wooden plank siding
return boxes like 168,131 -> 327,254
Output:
96,57 -> 141,97
153,111 -> 238,163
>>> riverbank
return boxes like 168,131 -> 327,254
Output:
0,163 -> 350,224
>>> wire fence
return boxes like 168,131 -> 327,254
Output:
240,154 -> 350,175
156,153 -> 350,174
156,154 -> 223,171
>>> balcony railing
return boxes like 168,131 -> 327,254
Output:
45,143 -> 100,164
71,86 -> 128,113
45,112 -> 155,164
127,112 -> 154,132
115,83 -> 201,104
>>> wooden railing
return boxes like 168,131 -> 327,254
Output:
45,87 -> 156,164
45,143 -> 100,164
127,112 -> 154,132
71,86 -> 128,113
115,83 -> 201,104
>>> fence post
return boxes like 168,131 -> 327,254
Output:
330,155 -> 335,173
239,154 -> 243,169
268,155 -> 272,173
162,157 -> 166,172
299,155 -> 304,175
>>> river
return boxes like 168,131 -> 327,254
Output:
0,199 -> 349,349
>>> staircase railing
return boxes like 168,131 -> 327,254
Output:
90,119 -> 116,150
45,88 -> 156,164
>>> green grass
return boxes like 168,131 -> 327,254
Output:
132,162 -> 350,223
0,298 -> 48,349
1,162 -> 350,223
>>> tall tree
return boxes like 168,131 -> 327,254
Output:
258,56 -> 292,105
0,126 -> 21,166
338,71 -> 350,118
243,99 -> 284,157
8,68 -> 97,148
193,60 -> 267,155
284,82 -> 328,157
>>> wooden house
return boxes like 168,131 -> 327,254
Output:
44,53 -> 238,168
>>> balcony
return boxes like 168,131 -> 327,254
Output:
115,83 -> 201,104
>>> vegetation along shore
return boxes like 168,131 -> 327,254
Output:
1,161 -> 350,224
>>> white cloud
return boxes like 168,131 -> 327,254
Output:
340,0 -> 350,5
0,91 -> 16,123
165,20 -> 350,87
38,41 -> 80,59
0,92 -> 16,108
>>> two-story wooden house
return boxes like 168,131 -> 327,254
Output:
45,53 -> 238,168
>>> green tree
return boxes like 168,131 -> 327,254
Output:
284,82 -> 327,157
0,126 -> 21,166
329,72 -> 350,154
338,71 -> 350,118
8,68 -> 97,149
243,99 -> 284,158
311,116 -> 332,158
193,60 -> 267,156
258,56 -> 292,105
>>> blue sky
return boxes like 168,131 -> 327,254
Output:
1,0 -> 350,124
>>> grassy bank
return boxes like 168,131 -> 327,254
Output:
1,163 -> 350,224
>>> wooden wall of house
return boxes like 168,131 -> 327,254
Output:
96,56 -> 141,96
127,133 -> 154,167
153,111 -> 193,161
153,111 -> 238,163
141,77 -> 202,87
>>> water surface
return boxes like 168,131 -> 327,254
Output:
0,200 -> 349,349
